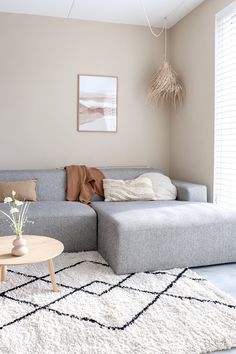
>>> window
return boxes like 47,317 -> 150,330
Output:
214,1 -> 236,207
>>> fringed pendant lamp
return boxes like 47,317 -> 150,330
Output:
141,2 -> 184,108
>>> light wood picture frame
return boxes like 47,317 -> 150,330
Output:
77,74 -> 118,132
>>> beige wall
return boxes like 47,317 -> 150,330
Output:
2,1 -> 231,188
0,13 -> 169,172
169,0 -> 234,201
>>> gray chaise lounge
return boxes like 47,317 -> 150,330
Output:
0,168 -> 235,275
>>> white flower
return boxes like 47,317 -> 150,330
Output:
12,191 -> 16,197
10,207 -> 19,214
4,197 -> 13,203
15,200 -> 24,206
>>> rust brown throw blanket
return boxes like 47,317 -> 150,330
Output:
65,165 -> 105,204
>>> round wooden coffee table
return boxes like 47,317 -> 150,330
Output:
0,235 -> 64,292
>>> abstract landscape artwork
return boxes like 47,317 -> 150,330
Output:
78,75 -> 117,132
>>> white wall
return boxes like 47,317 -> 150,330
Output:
0,13 -> 169,172
169,0 -> 234,201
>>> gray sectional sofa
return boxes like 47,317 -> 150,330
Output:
0,168 -> 236,274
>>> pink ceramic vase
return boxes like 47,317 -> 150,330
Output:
11,234 -> 28,256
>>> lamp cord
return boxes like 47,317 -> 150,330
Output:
140,0 -> 165,38
164,19 -> 167,60
140,0 -> 186,45
68,0 -> 76,18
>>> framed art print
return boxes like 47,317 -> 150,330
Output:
78,74 -> 118,132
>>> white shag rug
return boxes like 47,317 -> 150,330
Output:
0,252 -> 236,354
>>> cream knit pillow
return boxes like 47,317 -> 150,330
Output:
103,177 -> 155,202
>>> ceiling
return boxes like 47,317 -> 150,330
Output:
0,0 -> 205,28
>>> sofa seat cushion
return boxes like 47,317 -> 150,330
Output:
92,201 -> 236,274
0,201 -> 97,252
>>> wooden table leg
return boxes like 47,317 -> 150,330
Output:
1,265 -> 7,282
48,259 -> 59,292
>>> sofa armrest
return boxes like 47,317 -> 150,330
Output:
171,180 -> 207,202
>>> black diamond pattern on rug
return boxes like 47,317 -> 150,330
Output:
1,258 -> 236,332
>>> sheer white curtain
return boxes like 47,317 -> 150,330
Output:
214,1 -> 236,207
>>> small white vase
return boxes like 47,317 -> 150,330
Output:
11,234 -> 28,256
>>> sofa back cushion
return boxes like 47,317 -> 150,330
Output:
100,167 -> 160,180
0,167 -> 160,202
0,169 -> 66,201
